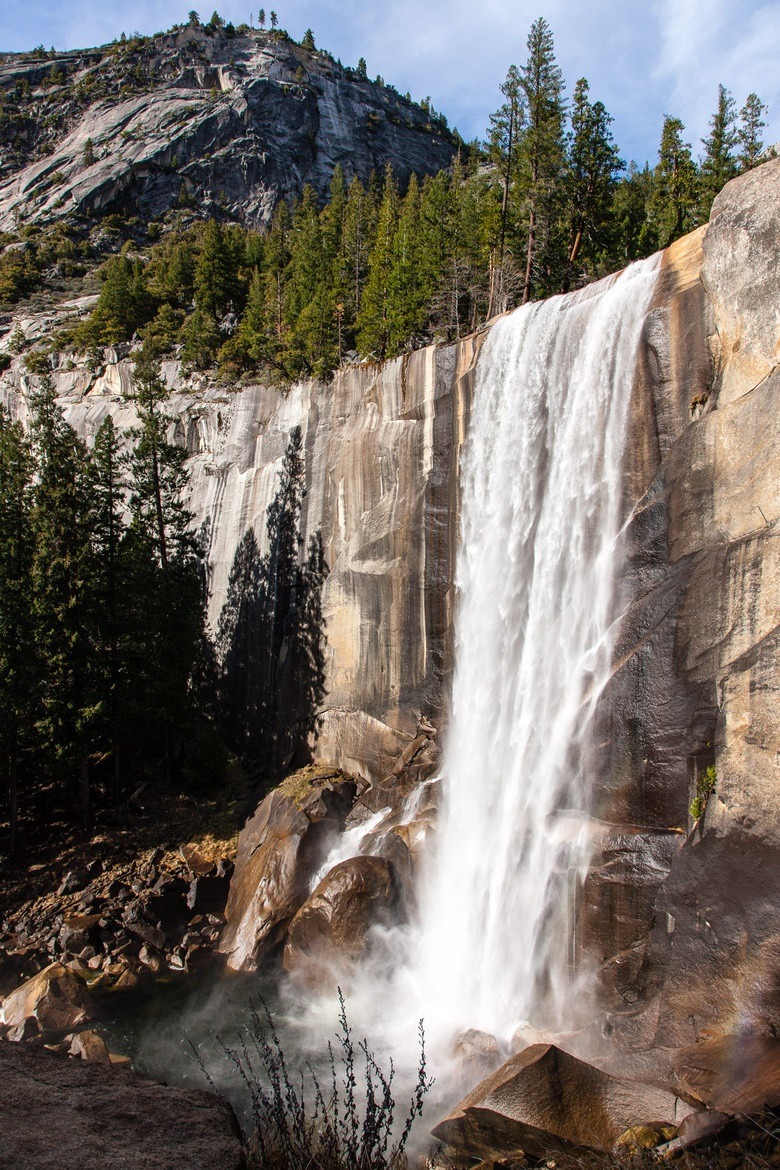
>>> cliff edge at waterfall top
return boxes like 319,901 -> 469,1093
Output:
0,20 -> 455,232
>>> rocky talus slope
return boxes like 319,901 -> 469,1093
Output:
0,25 -> 455,230
1,160 -> 779,1159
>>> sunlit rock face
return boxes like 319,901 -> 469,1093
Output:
0,26 -> 455,231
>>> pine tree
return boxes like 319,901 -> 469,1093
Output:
194,219 -> 241,323
738,93 -> 767,171
0,410 -> 35,858
263,426 -> 305,763
283,186 -> 334,375
220,267 -> 266,371
611,163 -> 656,263
487,64 -> 523,312
566,78 -> 623,280
90,416 -> 127,801
126,354 -> 204,782
453,160 -> 495,331
386,173 -> 425,352
261,200 -> 292,366
517,17 -> 567,302
648,115 -> 699,247
339,176 -> 375,345
29,374 -> 98,828
418,170 -> 460,340
77,253 -> 152,346
180,307 -> 222,367
319,166 -> 348,364
357,168 -> 399,358
699,85 -> 738,218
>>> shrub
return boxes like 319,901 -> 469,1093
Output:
689,764 -> 717,821
195,992 -> 434,1170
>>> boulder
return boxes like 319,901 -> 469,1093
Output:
0,1038 -> 246,1169
432,1044 -> 696,1159
219,774 -> 356,973
283,856 -> 403,986
1,962 -> 94,1036
672,1035 -> 780,1114
186,874 -> 230,915
452,1029 -> 504,1090
58,913 -> 102,955
68,1029 -> 111,1066
57,870 -> 89,897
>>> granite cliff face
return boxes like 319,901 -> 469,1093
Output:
0,26 -> 455,230
596,159 -> 780,1054
1,159 -> 779,1085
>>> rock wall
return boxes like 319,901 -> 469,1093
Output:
2,158 -> 779,1057
590,157 -> 780,1053
0,314 -> 483,784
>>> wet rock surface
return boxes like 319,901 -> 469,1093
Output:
0,1038 -> 246,1169
594,157 -> 780,1054
283,854 -> 403,985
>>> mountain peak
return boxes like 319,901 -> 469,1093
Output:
0,24 -> 456,231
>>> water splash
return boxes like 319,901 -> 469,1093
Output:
410,255 -> 660,1047
310,805 -> 391,890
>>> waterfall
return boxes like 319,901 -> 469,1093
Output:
412,255 -> 660,1047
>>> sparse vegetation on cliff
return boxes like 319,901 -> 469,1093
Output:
689,764 -> 717,821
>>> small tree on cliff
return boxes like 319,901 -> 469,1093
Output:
738,93 -> 767,171
699,85 -> 738,218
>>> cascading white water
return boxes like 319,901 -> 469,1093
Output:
410,255 -> 660,1048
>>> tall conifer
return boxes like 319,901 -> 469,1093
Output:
518,17 -> 566,302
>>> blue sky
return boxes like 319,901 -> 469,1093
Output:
2,0 -> 778,166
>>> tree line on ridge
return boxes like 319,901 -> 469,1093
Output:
54,17 -> 769,382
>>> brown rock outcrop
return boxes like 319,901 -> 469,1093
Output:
219,771 -> 356,972
0,1038 -> 245,1169
1,962 -> 94,1036
672,1035 -> 780,1115
432,1044 -> 695,1159
283,855 -> 403,986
